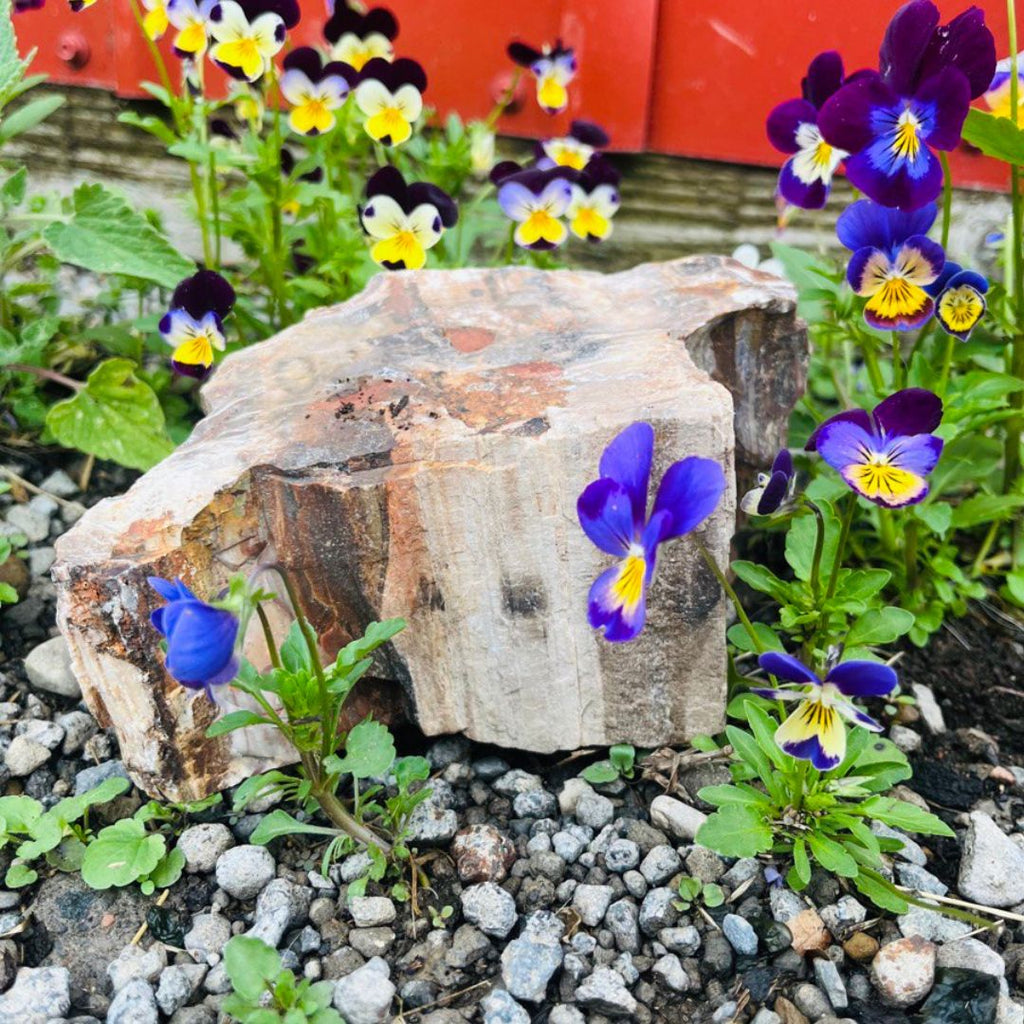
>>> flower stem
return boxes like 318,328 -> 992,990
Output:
824,494 -> 857,603
939,151 -> 953,251
805,500 -> 826,602
861,342 -> 885,395
891,331 -> 904,389
903,516 -> 919,592
936,331 -> 956,400
696,539 -> 763,653
6,364 -> 82,391
300,752 -> 392,855
255,604 -> 281,671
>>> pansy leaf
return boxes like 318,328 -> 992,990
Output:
43,183 -> 193,288
0,93 -> 64,145
852,870 -> 909,914
50,776 -> 130,828
961,108 -> 1024,164
807,833 -> 858,878
951,494 -> 1024,529
279,621 -> 314,674
393,756 -> 430,791
731,561 -> 794,604
859,797 -> 954,837
913,503 -> 953,536
695,805 -> 774,859
330,719 -> 396,781
249,810 -> 339,846
81,819 -> 166,889
727,622 -> 785,654
206,710 -> 271,738
223,935 -> 282,1001
845,607 -> 915,646
232,770 -> 298,812
145,846 -> 186,890
333,619 -> 405,669
785,499 -> 838,582
581,760 -> 619,784
5,862 -> 36,888
45,359 -> 175,471
792,837 -> 811,886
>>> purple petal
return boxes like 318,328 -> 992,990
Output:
918,6 -> 996,100
282,45 -> 322,80
164,602 -> 239,687
149,575 -> 193,602
884,432 -> 943,476
880,0 -> 940,96
772,449 -> 794,476
819,73 -> 895,154
588,564 -> 647,642
171,270 -> 235,320
847,246 -> 889,295
598,423 -> 654,526
758,651 -> 820,685
508,41 -> 543,67
577,478 -> 637,557
836,200 -> 937,253
947,268 -> 988,294
766,98 -> 818,154
826,660 -> 898,697
844,142 -> 943,211
757,469 -> 790,515
803,50 -> 845,108
916,67 -> 972,149
873,388 -> 943,436
782,733 -> 843,771
778,159 -> 829,210
806,409 -> 873,452
650,456 -> 726,541
365,165 -> 408,205
815,418 -> 881,474
894,235 -> 945,284
570,119 -> 609,147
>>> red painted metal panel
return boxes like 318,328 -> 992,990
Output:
647,0 -> 1012,190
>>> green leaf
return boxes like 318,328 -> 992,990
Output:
702,883 -> 724,908
951,493 -> 1024,529
853,870 -> 909,914
792,837 -> 811,885
206,710 -> 270,738
393,756 -> 430,791
146,846 -> 185,890
769,241 -> 837,320
696,783 -> 772,809
807,833 -> 859,878
50,776 -> 129,827
0,795 -> 42,834
845,607 -> 915,646
45,359 -> 175,471
0,582 -> 16,604
16,812 -> 62,860
745,703 -> 791,771
609,744 -> 636,776
117,110 -> 177,146
834,568 -> 892,603
43,183 -> 193,288
224,935 -> 282,1001
0,0 -> 30,111
279,621 -> 313,674
695,805 -> 774,858
333,618 -> 405,669
859,797 -> 954,837
0,93 -> 64,144
5,862 -> 35,888
1006,569 -> 1024,608
249,809 -> 339,846
731,561 -> 793,603
581,761 -> 619,785
331,719 -> 396,781
961,107 -> 1024,163
1,165 -> 25,206
727,622 -> 784,653
786,500 -> 838,583
81,819 -> 166,889
913,503 -> 953,536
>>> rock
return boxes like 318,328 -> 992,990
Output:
751,1011 -> 782,1024
493,770 -> 543,797
513,789 -> 559,819
844,932 -> 879,962
0,966 -> 70,1023
959,811 -> 1024,907
215,845 -> 275,899
56,710 -> 96,755
27,546 -> 55,576
639,887 -> 677,936
348,896 -> 396,928
890,724 -> 922,753
723,913 -> 758,955
649,795 -> 707,840
897,862 -> 949,896
178,823 -> 234,874
660,925 -> 701,956
54,258 -> 807,799
574,965 -> 639,1018
39,468 -> 78,497
452,825 -> 517,884
246,878 -> 309,947
461,882 -> 517,939
911,684 -> 946,734
935,937 -> 1005,978
480,988 -> 530,1024
184,914 -> 232,964
22,636 -> 80,699
446,925 -> 491,968
639,844 -> 681,885
871,935 -> 936,1007
686,844 -> 725,882
770,888 -> 807,923
548,1007 -> 586,1024
332,957 -> 395,1024
4,736 -> 50,777
813,959 -> 848,1010
871,820 -> 927,866
604,838 -> 640,873
605,898 -> 641,953
558,778 -> 595,816
572,884 -> 615,927
576,792 -> 614,830
500,912 -> 564,1003
349,928 -> 395,958
6,504 -> 50,543
652,953 -> 690,992
107,943 -> 167,991
73,759 -> 130,795
773,997 -> 808,1024
156,964 -> 207,1016
898,906 -> 972,943
552,831 -> 585,864
107,978 -> 158,1024
405,804 -> 459,845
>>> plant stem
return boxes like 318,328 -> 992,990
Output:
936,332 -> 956,400
6,364 -> 82,391
805,500 -> 826,602
860,866 -> 994,929
861,342 -> 885,394
970,519 -> 1000,577
903,517 -> 919,591
696,539 -> 763,653
939,150 -> 953,250
891,331 -> 904,389
255,604 -> 281,670
126,0 -> 175,98
299,752 -> 392,854
824,495 -> 857,603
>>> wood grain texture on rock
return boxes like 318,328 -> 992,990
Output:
53,257 -> 805,801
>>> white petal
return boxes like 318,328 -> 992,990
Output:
280,68 -> 314,106
407,203 -> 443,249
355,79 -> 393,116
361,194 -> 408,239
392,83 -> 422,122
209,0 -> 247,40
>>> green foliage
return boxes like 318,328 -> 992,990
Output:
673,876 -> 724,912
80,819 -> 167,889
581,744 -> 637,784
222,935 -> 342,1024
961,108 -> 1024,164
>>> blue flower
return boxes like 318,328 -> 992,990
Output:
577,423 -> 726,642
149,577 -> 239,695
925,261 -> 989,340
741,449 -> 796,516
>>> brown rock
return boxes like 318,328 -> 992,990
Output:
844,931 -> 880,962
452,825 -> 517,884
774,996 -> 809,1024
787,908 -> 831,955
871,935 -> 936,1007
53,258 -> 803,800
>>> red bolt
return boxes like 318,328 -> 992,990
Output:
56,32 -> 90,70
490,71 -> 527,115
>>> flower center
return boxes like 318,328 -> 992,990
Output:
611,553 -> 646,612
892,110 -> 922,160
939,286 -> 985,332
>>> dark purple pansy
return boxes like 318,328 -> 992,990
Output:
280,47 -> 354,135
566,156 -> 621,243
280,147 -> 324,183
536,119 -> 611,171
234,0 -> 298,28
508,38 -> 577,114
924,261 -> 988,340
496,166 -> 578,250
169,269 -> 236,321
766,51 -> 849,209
819,1 -> 995,210
741,449 -> 797,516
160,270 -> 236,380
323,2 -> 397,72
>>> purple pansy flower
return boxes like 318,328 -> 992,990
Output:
578,423 -> 726,642
753,651 -> 898,771
159,270 -> 236,380
354,57 -> 427,146
741,449 -> 797,516
807,388 -> 944,509
566,156 -> 621,242
536,120 -> 610,171
493,163 -> 576,250
508,39 -> 577,115
209,0 -> 298,82
280,47 -> 354,136
837,199 -> 945,331
323,3 -> 397,72
819,0 -> 995,210
149,577 -> 239,697
925,261 -> 988,340
359,166 -> 457,271
766,51 -> 850,209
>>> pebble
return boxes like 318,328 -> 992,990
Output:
639,844 -> 682,886
446,924 -> 491,968
659,925 -> 701,956
552,831 -> 585,863
751,1011 -> 782,1024
897,905 -> 971,943
649,794 -> 707,840
722,913 -> 758,956
895,862 -> 948,896
39,469 -> 78,497
623,869 -> 647,899
405,803 -> 459,845
348,896 -> 396,928
23,636 -> 80,698
935,936 -> 1006,978
605,898 -> 640,953
870,820 -> 926,866
793,981 -> 833,1018
574,965 -> 638,1018
215,845 -> 276,900
106,943 -> 166,991
911,683 -> 946,733
178,824 -> 234,874
959,811 -> 1024,907
155,964 -> 207,1016
427,736 -> 470,769
604,838 -> 640,873
184,914 -> 232,964
548,1007 -> 585,1024
332,957 -> 395,1024
107,977 -> 158,1024
56,710 -> 96,755
480,988 -> 530,1024
17,718 -> 64,751
558,778 -> 595,815
813,959 -> 848,1010
460,882 -> 517,939
652,952 -> 690,992
4,736 -> 50,776
453,825 -> 517,883
871,935 -> 936,1007
819,896 -> 866,937
5,504 -> 50,543
500,912 -> 564,1003
769,887 -> 807,923
493,770 -> 543,797
639,887 -> 677,936
576,792 -> 614,829
349,927 -> 395,958
572,884 -> 615,927
843,932 -> 879,962
0,966 -> 70,1020
73,759 -> 130,795
890,724 -> 922,753
686,844 -> 725,883
513,790 -> 558,819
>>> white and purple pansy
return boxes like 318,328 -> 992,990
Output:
766,51 -> 849,210
536,120 -> 609,171
807,388 -> 944,509
492,162 -> 575,250
837,199 -> 945,331
566,156 -> 621,243
323,3 -> 398,72
167,0 -> 218,56
209,0 -> 299,82
508,39 -> 577,115
354,57 -> 427,146
819,0 -> 995,211
925,261 -> 989,341
159,269 -> 236,380
577,422 -> 726,643
741,449 -> 797,517
985,53 -> 1024,119
359,166 -> 457,271
280,47 -> 354,136
753,651 -> 897,771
